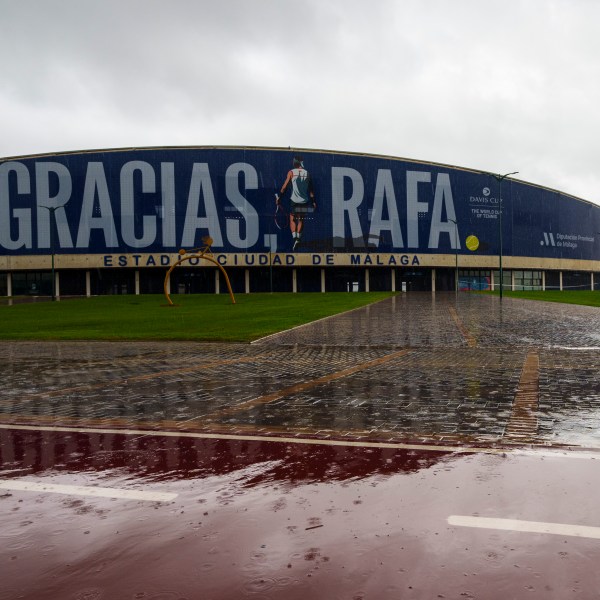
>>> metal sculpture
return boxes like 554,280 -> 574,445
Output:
163,236 -> 236,306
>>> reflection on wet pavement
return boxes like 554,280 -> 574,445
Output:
1,428 -> 449,484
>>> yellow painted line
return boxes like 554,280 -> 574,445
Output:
204,349 -> 413,419
1,423 -> 599,458
504,350 -> 539,440
448,305 -> 477,347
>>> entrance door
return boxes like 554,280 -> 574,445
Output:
397,269 -> 432,291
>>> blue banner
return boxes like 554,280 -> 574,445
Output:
1,147 -> 599,259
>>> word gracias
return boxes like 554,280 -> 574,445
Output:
1,160 -> 459,252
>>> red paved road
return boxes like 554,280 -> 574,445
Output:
2,427 -> 599,600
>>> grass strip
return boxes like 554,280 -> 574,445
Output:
0,292 -> 394,342
481,290 -> 600,307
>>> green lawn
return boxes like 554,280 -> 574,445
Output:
0,292 -> 394,342
482,290 -> 600,307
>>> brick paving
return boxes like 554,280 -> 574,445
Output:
0,293 -> 598,448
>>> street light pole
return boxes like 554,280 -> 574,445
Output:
38,205 -> 58,301
489,172 -> 518,300
596,232 -> 600,291
449,218 -> 458,294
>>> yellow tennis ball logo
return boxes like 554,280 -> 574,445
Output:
465,235 -> 480,251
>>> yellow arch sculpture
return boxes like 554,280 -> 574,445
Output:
163,237 -> 236,306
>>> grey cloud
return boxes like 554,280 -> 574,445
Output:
1,0 -> 599,204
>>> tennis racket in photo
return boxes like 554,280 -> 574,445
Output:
274,197 -> 288,230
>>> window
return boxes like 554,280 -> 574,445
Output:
459,270 -> 491,291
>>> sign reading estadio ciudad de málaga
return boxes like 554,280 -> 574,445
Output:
1,147 -> 598,261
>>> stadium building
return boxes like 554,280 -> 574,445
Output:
1,146 -> 599,298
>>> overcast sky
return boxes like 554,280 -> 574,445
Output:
1,0 -> 599,204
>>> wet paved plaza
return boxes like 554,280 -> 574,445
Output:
0,293 -> 598,449
1,292 -> 600,600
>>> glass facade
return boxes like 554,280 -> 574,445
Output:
11,272 -> 53,296
545,271 -> 560,290
492,270 -> 513,290
458,270 -> 491,291
0,267 -> 597,297
250,268 -> 293,293
563,271 -> 592,291
325,268 -> 362,292
59,270 -> 87,296
90,270 -> 135,295
513,270 -> 543,291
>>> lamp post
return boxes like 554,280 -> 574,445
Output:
38,205 -> 58,301
595,231 -> 600,291
449,218 -> 458,294
269,215 -> 273,294
489,172 -> 518,300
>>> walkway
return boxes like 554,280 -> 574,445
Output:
1,293 -> 598,448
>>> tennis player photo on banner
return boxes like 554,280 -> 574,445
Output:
275,155 -> 317,251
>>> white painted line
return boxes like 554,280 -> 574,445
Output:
448,516 -> 600,540
0,479 -> 177,502
511,448 -> 600,460
549,346 -> 600,351
0,423 -> 599,458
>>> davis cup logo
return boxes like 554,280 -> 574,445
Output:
482,187 -> 491,196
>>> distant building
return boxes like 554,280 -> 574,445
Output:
1,146 -> 599,296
